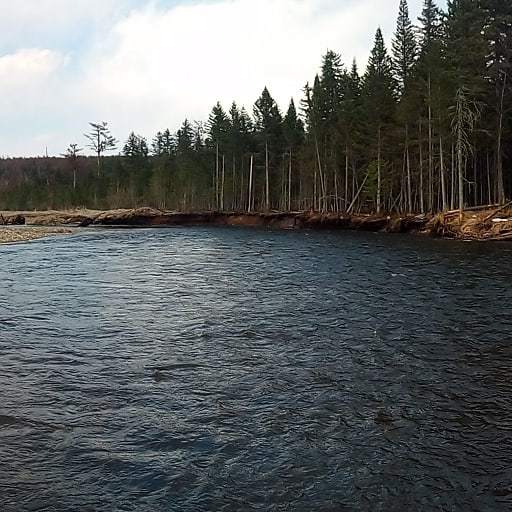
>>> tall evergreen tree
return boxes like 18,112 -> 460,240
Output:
363,28 -> 397,213
123,132 -> 149,158
207,102 -> 230,149
482,0 -> 512,202
283,99 -> 305,210
253,87 -> 283,210
416,0 -> 447,211
152,129 -> 175,157
392,0 -> 417,94
176,119 -> 194,154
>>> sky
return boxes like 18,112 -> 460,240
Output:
0,0 -> 447,157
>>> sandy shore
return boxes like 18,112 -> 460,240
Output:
0,227 -> 73,244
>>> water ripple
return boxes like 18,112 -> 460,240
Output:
1,228 -> 512,511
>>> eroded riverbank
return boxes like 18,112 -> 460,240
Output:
2,205 -> 512,241
0,208 -> 433,233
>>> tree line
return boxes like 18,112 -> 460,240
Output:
0,0 -> 510,215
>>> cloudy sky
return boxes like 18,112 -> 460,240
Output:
0,0 -> 446,157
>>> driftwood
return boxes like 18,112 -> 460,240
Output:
443,203 -> 501,218
483,200 -> 512,223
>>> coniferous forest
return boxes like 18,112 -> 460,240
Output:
1,0 -> 510,215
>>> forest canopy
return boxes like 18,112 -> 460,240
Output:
1,0 -> 510,214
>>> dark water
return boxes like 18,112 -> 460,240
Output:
1,227 -> 512,512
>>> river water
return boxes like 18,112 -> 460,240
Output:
1,227 -> 512,511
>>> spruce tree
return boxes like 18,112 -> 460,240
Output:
253,87 -> 284,210
446,0 -> 488,208
283,99 -> 305,210
363,28 -> 397,213
152,129 -> 175,157
392,0 -> 418,212
207,102 -> 230,149
446,0 -> 487,94
482,0 -> 512,203
176,120 -> 194,154
392,0 -> 417,94
123,132 -> 148,158
319,50 -> 345,125
416,0 -> 446,212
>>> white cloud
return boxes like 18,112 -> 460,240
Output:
0,48 -> 65,86
0,0 -> 436,157
79,0 -> 405,143
0,0 -> 128,44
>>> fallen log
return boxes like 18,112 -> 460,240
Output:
482,200 -> 512,223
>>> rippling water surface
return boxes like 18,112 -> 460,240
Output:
1,227 -> 512,511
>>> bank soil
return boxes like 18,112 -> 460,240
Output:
1,205 -> 511,241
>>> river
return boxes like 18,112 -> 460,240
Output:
1,227 -> 512,511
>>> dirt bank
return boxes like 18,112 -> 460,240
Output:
2,206 -> 511,240
0,208 -> 432,233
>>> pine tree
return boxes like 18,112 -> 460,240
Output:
283,99 -> 305,210
84,122 -> 117,177
482,0 -> 512,203
206,103 -> 231,209
418,0 -> 444,57
392,0 -> 418,212
253,87 -> 283,210
152,129 -> 175,157
123,132 -> 148,158
339,59 -> 362,211
363,28 -> 397,213
61,144 -> 83,191
177,119 -> 194,154
319,51 -> 345,125
446,0 -> 487,94
392,0 -> 417,94
446,0 -> 488,208
207,102 -> 230,148
416,0 -> 446,212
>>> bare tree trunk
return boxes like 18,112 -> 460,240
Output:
345,145 -> 349,212
377,126 -> 382,214
221,155 -> 225,211
348,173 -> 369,214
248,154 -> 254,213
451,143 -> 455,210
439,135 -> 447,211
487,152 -> 492,205
428,74 -> 434,212
496,71 -> 507,204
334,168 -> 339,213
419,120 -> 424,214
458,124 -> 464,224
314,167 -> 318,211
473,154 -> 478,207
265,142 -> 270,211
215,143 -> 219,210
97,152 -> 101,178
406,125 -> 412,213
240,157 -> 245,211
288,149 -> 292,211
314,136 -> 326,212
232,155 -> 236,211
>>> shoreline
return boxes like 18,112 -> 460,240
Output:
0,227 -> 73,245
1,206 -> 511,242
